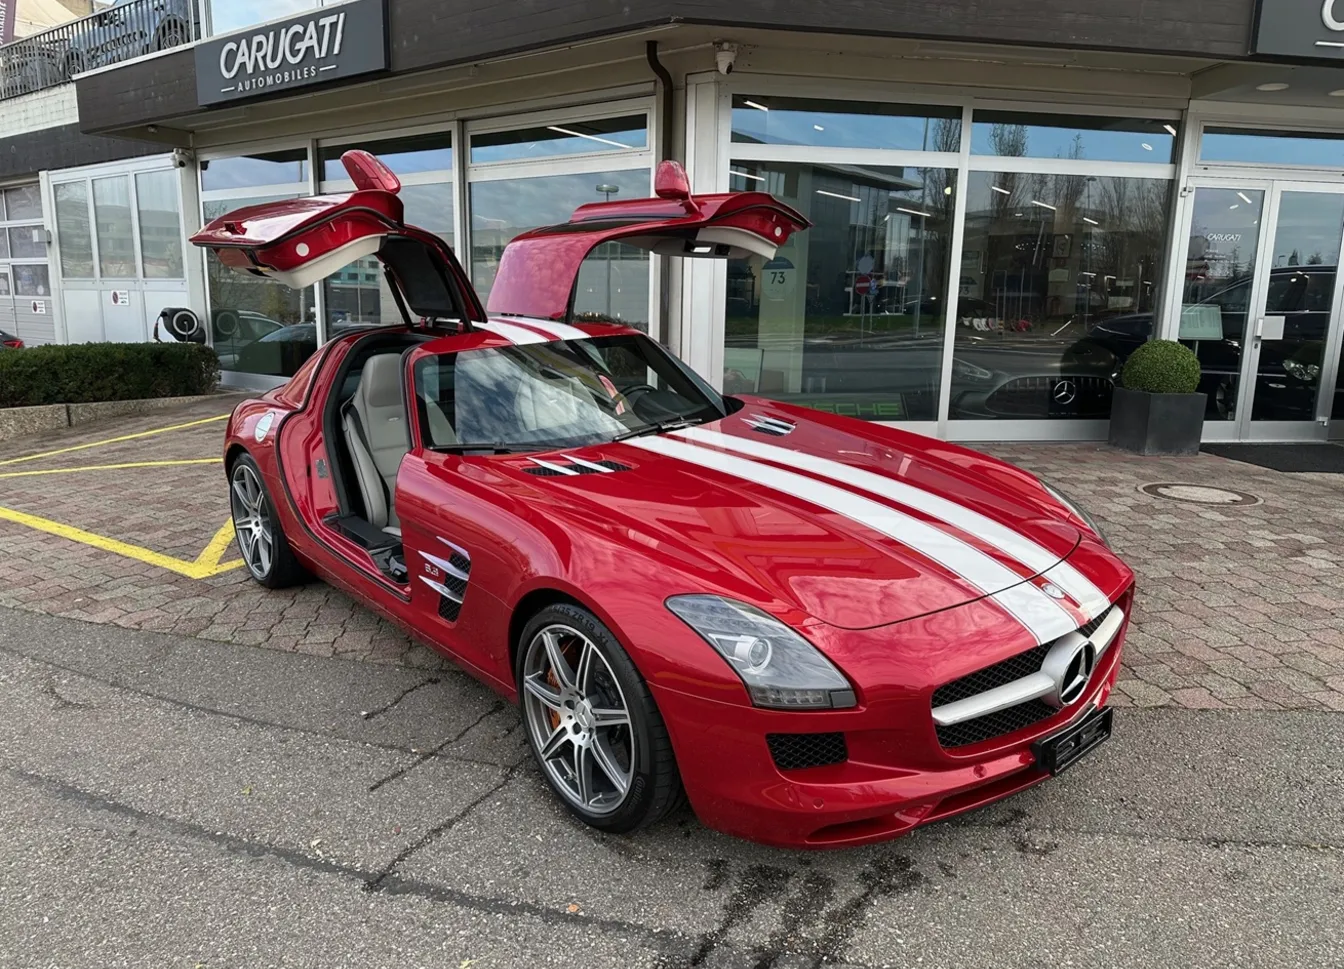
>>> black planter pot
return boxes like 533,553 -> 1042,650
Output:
1107,386 -> 1207,456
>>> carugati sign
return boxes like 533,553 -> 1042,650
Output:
1253,0 -> 1344,58
195,0 -> 387,106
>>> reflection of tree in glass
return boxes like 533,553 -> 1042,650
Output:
990,124 -> 1028,157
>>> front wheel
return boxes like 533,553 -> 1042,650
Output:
517,604 -> 683,833
228,454 -> 307,588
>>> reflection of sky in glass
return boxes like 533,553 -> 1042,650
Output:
470,118 -> 646,164
1268,193 -> 1344,268
201,153 -> 308,191
469,168 -> 650,296
210,0 -> 318,36
1201,129 -> 1344,167
320,139 -> 453,181
971,114 -> 1175,163
732,97 -> 961,151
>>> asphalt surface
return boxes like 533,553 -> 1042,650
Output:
1,606 -> 1341,969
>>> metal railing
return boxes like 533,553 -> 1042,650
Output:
0,0 -> 199,102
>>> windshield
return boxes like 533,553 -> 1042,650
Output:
413,334 -> 731,451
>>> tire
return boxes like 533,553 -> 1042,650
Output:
516,603 -> 684,834
228,453 -> 307,589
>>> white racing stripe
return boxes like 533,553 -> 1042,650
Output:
675,426 -> 1109,619
520,319 -> 591,341
477,320 -> 549,344
628,435 -> 1078,643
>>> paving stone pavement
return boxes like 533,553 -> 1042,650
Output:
1,399 -> 1342,711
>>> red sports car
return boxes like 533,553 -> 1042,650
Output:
193,152 -> 1134,848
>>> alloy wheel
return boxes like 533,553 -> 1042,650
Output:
521,624 -> 635,816
230,463 -> 274,580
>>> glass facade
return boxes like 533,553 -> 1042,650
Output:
724,161 -> 956,420
732,96 -> 962,152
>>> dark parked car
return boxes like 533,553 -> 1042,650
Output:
1087,265 -> 1338,421
63,0 -> 195,75
1,329 -> 24,349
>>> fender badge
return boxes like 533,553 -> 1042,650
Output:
254,412 -> 275,443
1041,583 -> 1067,600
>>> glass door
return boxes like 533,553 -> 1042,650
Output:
1176,179 -> 1344,442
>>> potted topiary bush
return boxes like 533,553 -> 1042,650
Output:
1107,339 -> 1205,455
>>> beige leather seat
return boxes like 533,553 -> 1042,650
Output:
343,354 -> 409,532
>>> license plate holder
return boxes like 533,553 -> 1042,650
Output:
1033,706 -> 1113,775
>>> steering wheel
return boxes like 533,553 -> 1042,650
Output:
618,383 -> 659,407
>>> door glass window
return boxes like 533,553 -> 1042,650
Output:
93,176 -> 136,278
1177,188 -> 1264,422
469,168 -> 651,311
950,172 -> 1172,421
724,161 -> 957,421
54,182 -> 94,278
204,195 -> 318,378
12,265 -> 50,297
135,170 -> 185,279
1252,192 -> 1344,423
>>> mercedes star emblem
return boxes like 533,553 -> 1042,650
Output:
1052,380 -> 1078,405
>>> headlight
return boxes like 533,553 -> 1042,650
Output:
665,595 -> 856,710
1042,480 -> 1109,547
1284,359 -> 1320,382
953,357 -> 993,381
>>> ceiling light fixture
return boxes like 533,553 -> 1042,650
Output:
816,189 -> 861,202
1142,143 -> 1154,151
896,206 -> 933,218
1030,199 -> 1057,211
1237,191 -> 1254,205
1163,124 -> 1178,136
991,185 -> 1012,195
743,99 -> 770,111
730,169 -> 765,181
813,124 -> 825,131
1256,82 -> 1290,92
1083,217 -> 1099,226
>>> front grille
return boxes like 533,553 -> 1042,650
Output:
931,604 -> 1115,749
523,466 -> 569,476
936,699 -> 1057,748
986,375 -> 1113,418
767,732 -> 848,771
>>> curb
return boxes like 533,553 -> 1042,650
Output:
0,395 -> 236,443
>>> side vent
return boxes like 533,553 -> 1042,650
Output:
418,538 -> 472,623
745,415 -> 795,437
523,456 -> 632,476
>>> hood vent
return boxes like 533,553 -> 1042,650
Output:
745,415 -> 795,437
524,457 -> 631,476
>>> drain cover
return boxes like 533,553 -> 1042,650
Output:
1139,483 -> 1262,506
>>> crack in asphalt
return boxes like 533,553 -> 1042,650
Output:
359,676 -> 442,721
367,701 -> 510,793
0,641 -> 513,771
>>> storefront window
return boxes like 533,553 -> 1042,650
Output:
12,265 -> 50,297
470,116 -> 646,164
971,112 -> 1177,164
93,176 -> 136,278
8,226 -> 44,259
54,183 -> 93,278
732,96 -> 962,152
200,149 -> 309,192
1200,128 -> 1344,168
204,195 -> 317,377
723,162 -> 957,420
135,171 -> 185,279
318,133 -> 456,332
950,172 -> 1171,421
3,185 -> 42,220
469,168 -> 651,314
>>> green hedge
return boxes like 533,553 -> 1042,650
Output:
1120,339 -> 1202,395
0,343 -> 220,408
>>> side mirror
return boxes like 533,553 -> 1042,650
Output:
654,160 -> 698,213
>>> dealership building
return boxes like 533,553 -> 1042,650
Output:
5,0 -> 1344,444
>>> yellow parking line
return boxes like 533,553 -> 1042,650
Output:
0,414 -> 230,468
194,520 -> 240,570
0,459 -> 221,480
0,505 -> 244,579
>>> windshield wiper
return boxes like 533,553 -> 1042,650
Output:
430,442 -> 531,454
610,418 -> 705,443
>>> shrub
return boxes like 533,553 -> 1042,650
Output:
0,342 -> 220,408
1120,339 -> 1202,395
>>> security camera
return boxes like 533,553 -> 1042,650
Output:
715,43 -> 738,75
171,147 -> 193,169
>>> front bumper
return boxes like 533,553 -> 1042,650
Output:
654,596 -> 1131,849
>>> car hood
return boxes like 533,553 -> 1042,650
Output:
505,402 -> 1092,631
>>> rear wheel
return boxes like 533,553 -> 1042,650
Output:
517,604 -> 683,833
229,454 -> 307,588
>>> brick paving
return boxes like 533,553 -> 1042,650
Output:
1,399 -> 1342,710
